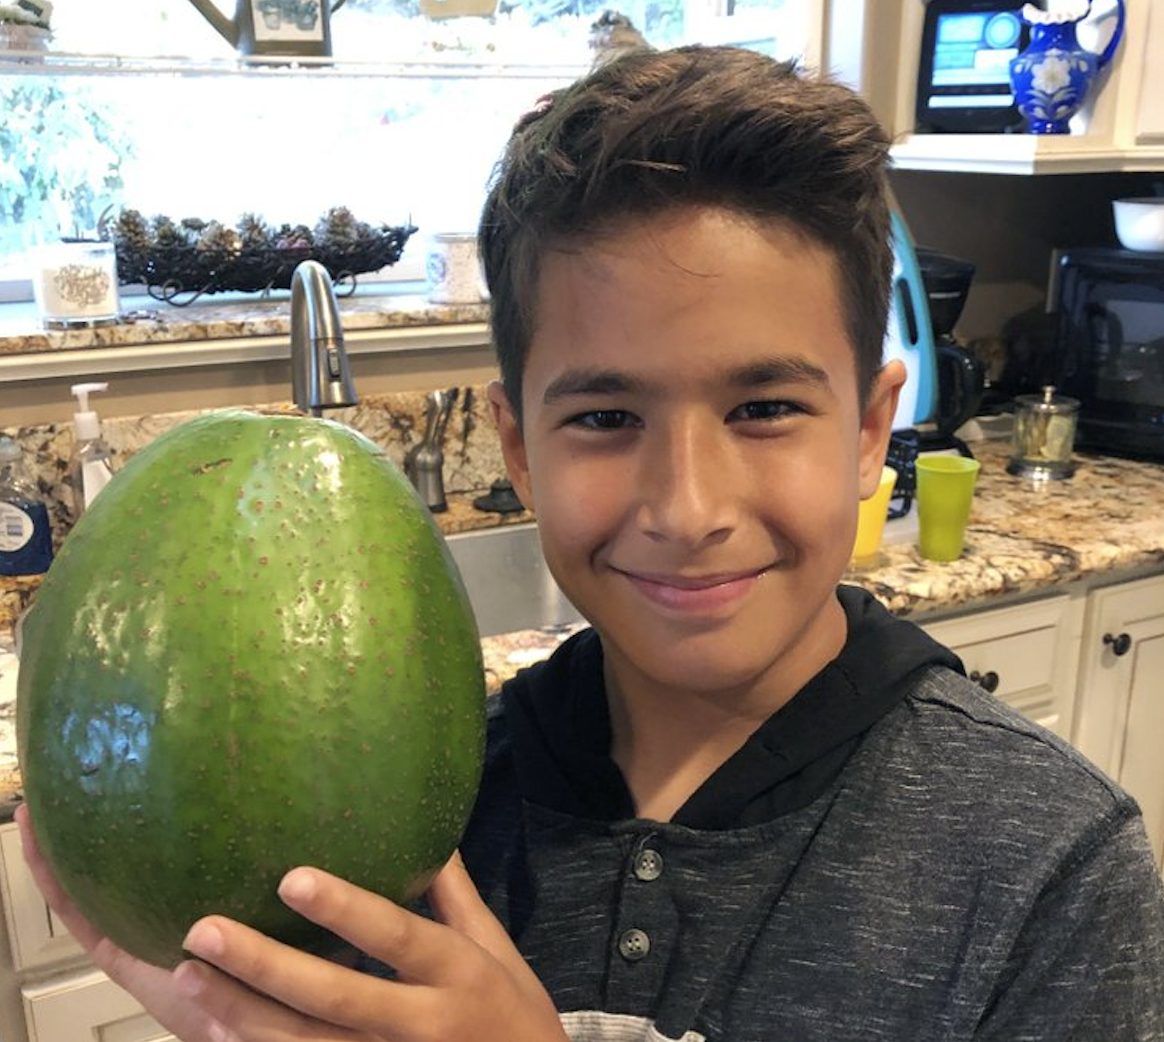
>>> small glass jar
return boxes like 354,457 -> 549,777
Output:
32,241 -> 121,328
1007,385 -> 1080,480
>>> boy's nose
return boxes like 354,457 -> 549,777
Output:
635,420 -> 737,546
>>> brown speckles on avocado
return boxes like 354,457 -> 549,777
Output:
191,458 -> 233,475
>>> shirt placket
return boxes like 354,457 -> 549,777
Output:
607,830 -> 679,1011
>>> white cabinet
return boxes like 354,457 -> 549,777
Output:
1132,1 -> 1164,145
919,574 -> 1164,871
1073,574 -> 1164,869
0,822 -> 174,1042
23,969 -> 171,1042
921,594 -> 1084,739
0,827 -> 84,974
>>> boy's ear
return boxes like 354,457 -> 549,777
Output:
857,360 -> 906,499
485,380 -> 534,509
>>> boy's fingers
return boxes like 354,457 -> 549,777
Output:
172,956 -> 361,1042
275,865 -> 477,986
182,886 -> 451,1033
426,851 -> 541,984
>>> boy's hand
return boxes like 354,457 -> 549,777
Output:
16,804 -> 567,1042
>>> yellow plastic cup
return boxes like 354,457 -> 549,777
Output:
850,465 -> 898,567
916,456 -> 981,562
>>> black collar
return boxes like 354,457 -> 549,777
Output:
500,585 -> 962,829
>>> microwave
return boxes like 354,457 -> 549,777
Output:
1050,247 -> 1164,461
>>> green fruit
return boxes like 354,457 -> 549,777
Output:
17,409 -> 485,968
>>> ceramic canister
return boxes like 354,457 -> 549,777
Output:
425,232 -> 487,305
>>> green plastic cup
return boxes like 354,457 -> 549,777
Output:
916,456 -> 981,562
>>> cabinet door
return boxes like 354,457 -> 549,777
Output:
1135,1 -> 1164,143
1075,574 -> 1164,868
0,823 -> 84,973
921,594 -> 1083,739
22,968 -> 174,1042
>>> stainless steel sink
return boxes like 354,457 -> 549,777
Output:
444,523 -> 583,638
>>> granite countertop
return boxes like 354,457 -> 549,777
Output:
1,438 -> 1162,819
0,292 -> 490,356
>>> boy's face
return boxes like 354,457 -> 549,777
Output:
489,206 -> 904,705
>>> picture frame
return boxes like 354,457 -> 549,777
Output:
244,0 -> 334,57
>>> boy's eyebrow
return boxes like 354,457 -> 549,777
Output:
542,368 -> 647,404
542,356 -> 833,404
727,356 -> 832,389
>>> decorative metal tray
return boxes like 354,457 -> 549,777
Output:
103,209 -> 417,306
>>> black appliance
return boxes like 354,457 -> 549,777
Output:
915,248 -> 986,455
1050,247 -> 1164,462
915,0 -> 1035,134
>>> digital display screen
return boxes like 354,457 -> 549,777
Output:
916,1 -> 1030,132
931,10 -> 1022,94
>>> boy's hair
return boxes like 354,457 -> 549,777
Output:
479,44 -> 893,422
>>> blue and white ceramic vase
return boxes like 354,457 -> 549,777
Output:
1008,0 -> 1125,134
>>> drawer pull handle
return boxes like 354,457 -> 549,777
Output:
1103,632 -> 1132,657
969,669 -> 1000,693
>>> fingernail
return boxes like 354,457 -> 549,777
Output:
278,867 -> 316,905
182,920 -> 225,960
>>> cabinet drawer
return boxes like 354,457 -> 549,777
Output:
23,968 -> 173,1042
952,626 -> 1059,697
921,595 -> 1083,738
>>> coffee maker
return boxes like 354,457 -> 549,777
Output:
914,248 -> 986,456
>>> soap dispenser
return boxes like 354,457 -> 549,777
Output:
0,435 -> 54,576
69,381 -> 115,515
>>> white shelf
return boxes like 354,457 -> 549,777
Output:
890,132 -> 1164,175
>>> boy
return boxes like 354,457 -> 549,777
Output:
18,44 -> 1164,1041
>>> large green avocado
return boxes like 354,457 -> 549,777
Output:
16,409 -> 486,968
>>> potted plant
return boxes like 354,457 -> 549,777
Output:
0,0 -> 52,51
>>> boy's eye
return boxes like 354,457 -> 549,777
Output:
568,409 -> 640,430
728,400 -> 803,423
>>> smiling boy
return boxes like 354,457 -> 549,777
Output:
19,43 -> 1164,1042
485,207 -> 889,823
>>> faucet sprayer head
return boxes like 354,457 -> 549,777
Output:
289,260 -> 358,417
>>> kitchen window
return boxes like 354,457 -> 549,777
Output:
0,0 -> 818,302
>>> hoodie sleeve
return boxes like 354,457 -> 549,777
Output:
974,807 -> 1164,1041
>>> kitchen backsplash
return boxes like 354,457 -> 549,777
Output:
1,385 -> 510,550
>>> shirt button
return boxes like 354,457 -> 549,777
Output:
618,928 -> 651,961
633,848 -> 664,881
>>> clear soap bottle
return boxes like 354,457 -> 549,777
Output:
69,381 -> 115,515
0,435 -> 54,576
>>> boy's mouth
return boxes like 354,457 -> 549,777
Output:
612,565 -> 771,613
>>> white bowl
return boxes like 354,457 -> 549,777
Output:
1112,197 -> 1164,253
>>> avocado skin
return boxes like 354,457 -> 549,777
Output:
17,410 -> 486,968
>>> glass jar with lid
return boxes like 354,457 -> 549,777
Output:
1007,385 -> 1080,480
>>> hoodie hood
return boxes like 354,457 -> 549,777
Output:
497,584 -> 962,829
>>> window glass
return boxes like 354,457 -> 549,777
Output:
0,0 -> 817,295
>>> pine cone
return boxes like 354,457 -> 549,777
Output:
236,212 -> 272,250
196,221 -> 243,256
115,209 -> 152,252
151,216 -> 185,249
315,206 -> 359,246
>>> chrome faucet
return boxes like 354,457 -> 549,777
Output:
405,388 -> 458,513
289,260 -> 358,417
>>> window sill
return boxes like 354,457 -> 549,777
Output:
0,287 -> 492,384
